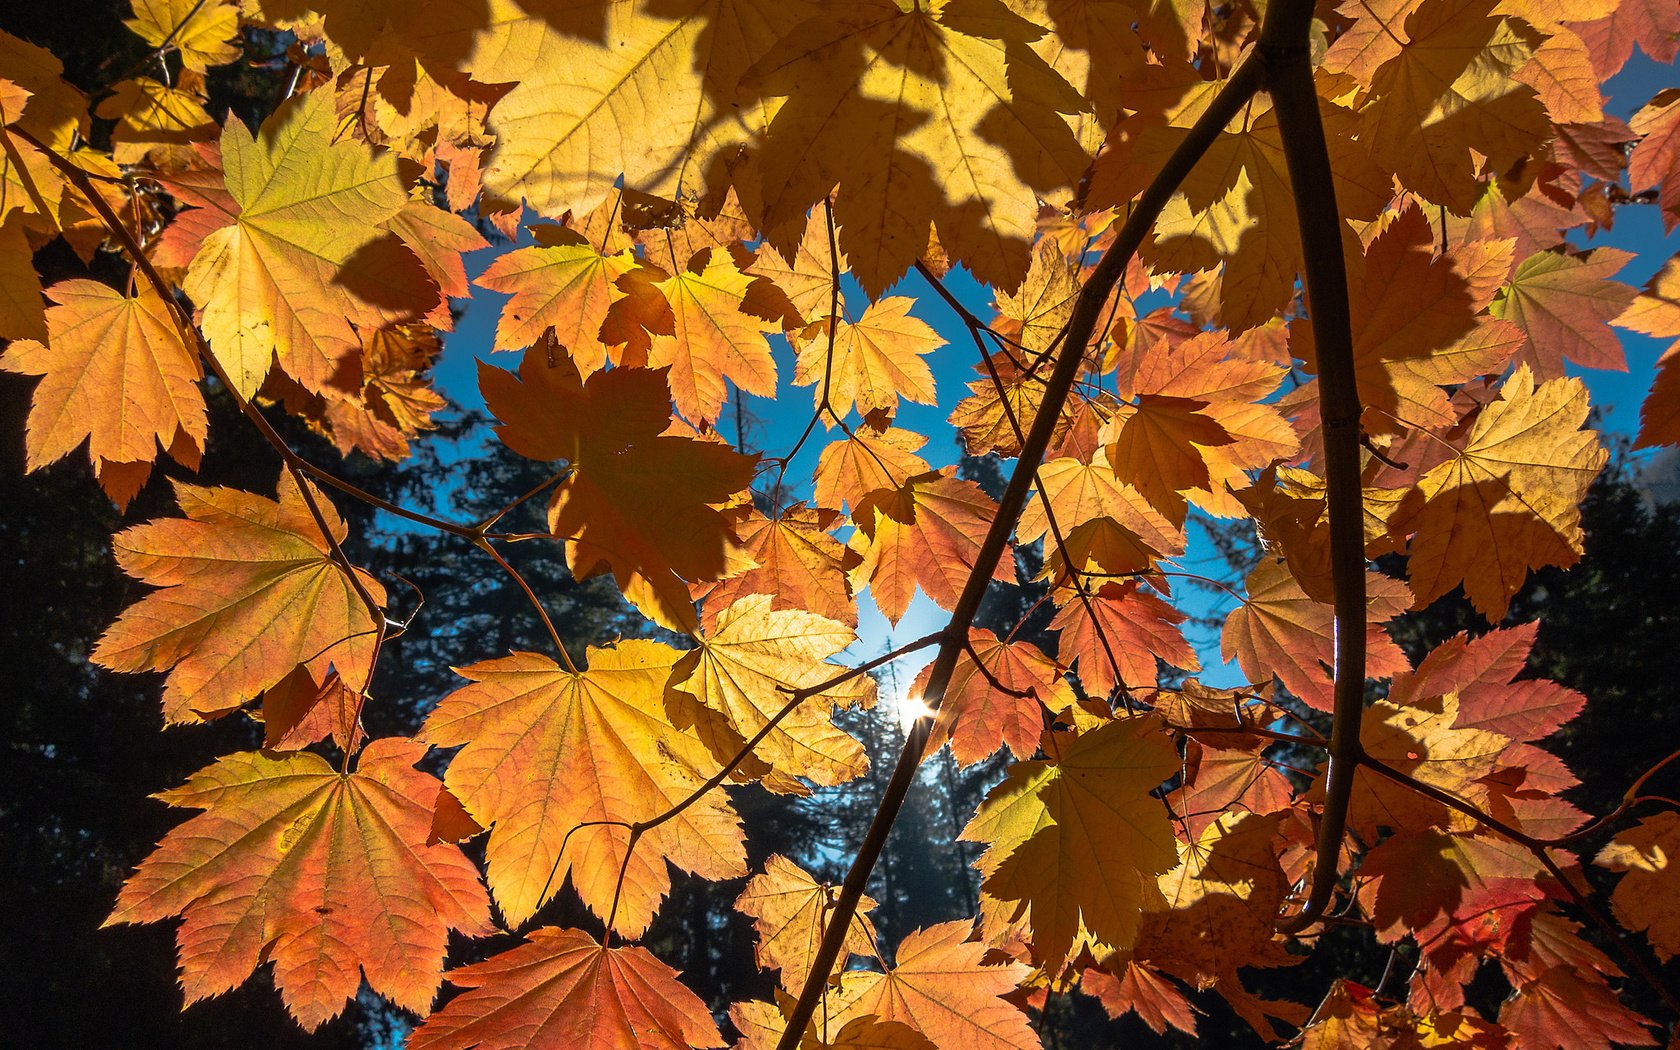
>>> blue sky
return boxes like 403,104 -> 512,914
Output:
427,53 -> 1679,705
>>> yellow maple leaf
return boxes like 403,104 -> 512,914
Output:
815,424 -> 932,515
736,855 -> 880,991
1400,365 -> 1607,617
427,0 -> 801,221
795,296 -> 944,419
184,90 -> 427,397
651,249 -> 780,424
419,641 -> 747,933
125,0 -> 241,72
961,717 -> 1180,967
745,0 -> 1092,296
1360,0 -> 1551,214
669,594 -> 870,788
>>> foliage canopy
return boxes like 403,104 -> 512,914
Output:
3,0 -> 1680,1047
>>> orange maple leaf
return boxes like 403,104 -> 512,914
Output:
848,470 -> 1011,623
479,349 -> 756,631
922,627 -> 1076,766
1050,581 -> 1198,698
108,738 -> 492,1030
91,474 -> 385,723
828,920 -> 1041,1050
418,642 -> 746,933
694,505 -> 858,627
408,927 -> 726,1050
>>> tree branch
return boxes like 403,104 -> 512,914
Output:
1257,0 -> 1369,935
772,46 -> 1270,1050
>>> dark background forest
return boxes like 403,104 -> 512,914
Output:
5,3 -> 1680,1047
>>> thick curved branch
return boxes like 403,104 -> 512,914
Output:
771,49 -> 1270,1050
1259,0 -> 1369,935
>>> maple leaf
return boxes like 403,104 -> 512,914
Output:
474,242 -> 636,371
744,0 -> 1091,296
1398,366 -> 1607,618
814,424 -> 932,514
0,278 -> 205,506
1569,0 -> 1680,77
1019,450 -> 1185,578
921,627 -> 1075,766
1138,812 -> 1296,992
1221,560 -> 1413,712
1490,247 -> 1637,377
794,296 -> 944,419
669,594 -> 870,788
1349,693 -> 1513,835
418,642 -> 747,932
1615,254 -> 1680,447
1358,828 -> 1550,945
424,0 -> 800,224
97,76 -> 217,166
1049,581 -> 1198,699
848,470 -> 1011,624
1359,0 -> 1551,214
994,243 -> 1080,354
1501,967 -> 1658,1050
1389,622 -> 1584,741
744,207 -> 846,327
827,920 -> 1041,1050
1595,812 -> 1680,962
650,249 -> 780,424
125,0 -> 241,72
183,90 -> 431,397
694,505 -> 857,626
1107,331 -> 1295,520
736,855 -> 880,991
1629,89 -> 1680,232
407,926 -> 726,1050
1102,70 -> 1390,331
480,350 -> 756,631
1294,205 -> 1518,432
1083,961 -> 1199,1037
108,738 -> 492,1030
91,475 -> 385,724
962,717 -> 1180,966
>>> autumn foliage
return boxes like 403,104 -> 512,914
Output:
4,0 -> 1680,1047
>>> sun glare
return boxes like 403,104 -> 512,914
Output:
891,690 -> 937,734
